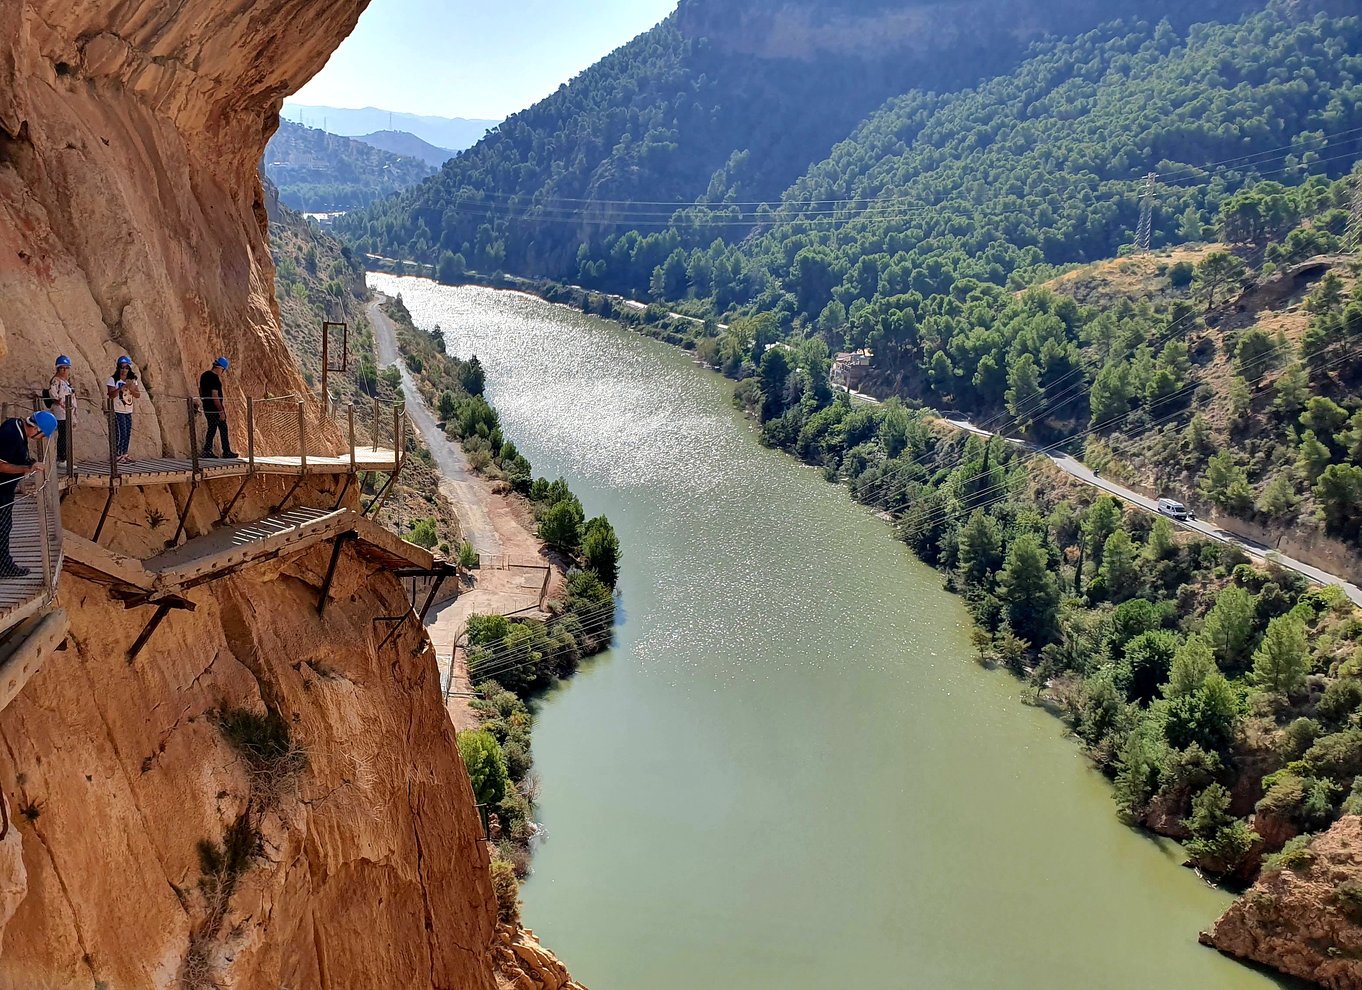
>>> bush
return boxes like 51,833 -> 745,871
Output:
490,858 -> 521,926
457,730 -> 510,806
1318,679 -> 1362,726
213,706 -> 307,803
1262,834 -> 1314,875
581,516 -> 621,587
409,517 -> 438,549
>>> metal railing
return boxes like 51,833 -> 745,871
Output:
0,439 -> 63,639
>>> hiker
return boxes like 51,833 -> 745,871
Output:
106,356 -> 140,463
48,355 -> 76,467
199,357 -> 238,459
0,412 -> 55,578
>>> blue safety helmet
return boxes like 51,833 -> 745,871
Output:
31,411 -> 57,438
117,355 -> 132,366
213,356 -> 229,371
54,355 -> 71,368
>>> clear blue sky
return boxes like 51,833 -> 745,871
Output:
291,0 -> 678,120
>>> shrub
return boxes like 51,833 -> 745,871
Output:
213,706 -> 307,804
1262,834 -> 1314,875
457,730 -> 510,806
1304,729 -> 1362,780
457,541 -> 480,569
502,739 -> 532,782
490,858 -> 521,926
1337,881 -> 1362,924
409,518 -> 438,549
1318,679 -> 1362,726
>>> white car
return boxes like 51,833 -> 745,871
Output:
1157,497 -> 1190,520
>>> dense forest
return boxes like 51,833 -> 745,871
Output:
337,0 -> 1266,276
263,120 -> 434,213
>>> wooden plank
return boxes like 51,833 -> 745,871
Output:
62,532 -> 155,590
149,506 -> 350,590
0,609 -> 69,713
349,513 -> 436,571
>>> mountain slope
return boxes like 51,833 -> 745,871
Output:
340,0 -> 1263,277
264,119 -> 434,212
356,130 -> 457,167
283,103 -> 498,150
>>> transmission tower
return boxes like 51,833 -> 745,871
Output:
1135,172 -> 1158,254
1348,172 -> 1362,252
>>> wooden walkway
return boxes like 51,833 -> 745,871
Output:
65,447 -> 400,489
0,497 -> 61,633
64,506 -> 434,599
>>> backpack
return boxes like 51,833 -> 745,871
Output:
41,387 -> 55,409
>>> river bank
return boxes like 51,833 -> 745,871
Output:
370,273 -> 1286,990
371,290 -> 621,895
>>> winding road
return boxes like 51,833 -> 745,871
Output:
368,297 -> 502,554
843,387 -> 1362,606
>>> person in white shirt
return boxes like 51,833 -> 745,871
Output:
48,355 -> 76,467
106,356 -> 141,464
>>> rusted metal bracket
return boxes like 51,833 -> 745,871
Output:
316,532 -> 356,617
167,479 -> 198,548
331,473 -> 352,511
125,594 -> 196,663
218,474 -> 251,525
271,472 -> 307,514
92,483 -> 116,542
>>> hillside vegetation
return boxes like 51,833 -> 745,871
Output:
338,0 -> 1261,278
264,119 -> 434,213
267,193 -> 462,552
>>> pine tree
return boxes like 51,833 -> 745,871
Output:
1163,635 -> 1217,698
1252,612 -> 1309,700
1144,515 -> 1175,562
1202,585 -> 1256,671
997,533 -> 1059,645
1099,528 -> 1139,601
957,510 -> 1003,587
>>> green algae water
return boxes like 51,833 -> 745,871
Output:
372,274 -> 1282,990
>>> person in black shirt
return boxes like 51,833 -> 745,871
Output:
199,357 -> 238,459
0,413 -> 56,577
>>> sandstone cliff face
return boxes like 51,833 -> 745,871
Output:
1203,816 -> 1362,989
0,480 -> 501,990
0,1 -> 369,441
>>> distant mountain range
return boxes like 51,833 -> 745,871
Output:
263,120 -> 434,213
281,103 -> 498,153
354,130 -> 455,168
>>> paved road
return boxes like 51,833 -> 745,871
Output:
368,298 -> 503,554
836,387 -> 1362,604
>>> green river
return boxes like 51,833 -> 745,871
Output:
372,275 -> 1282,990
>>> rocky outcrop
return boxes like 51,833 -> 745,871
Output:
493,925 -> 588,990
1202,816 -> 1362,989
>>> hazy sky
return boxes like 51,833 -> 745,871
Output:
291,0 -> 678,120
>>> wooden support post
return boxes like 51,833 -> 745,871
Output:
372,396 -> 380,452
246,397 -> 255,473
347,404 -> 356,474
93,404 -> 118,542
297,399 -> 307,472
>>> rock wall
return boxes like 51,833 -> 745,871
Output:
0,480 -> 501,989
0,1 -> 369,449
1202,816 -> 1362,989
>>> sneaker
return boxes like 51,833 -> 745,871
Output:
0,563 -> 31,578
200,449 -> 216,459
221,450 -> 240,459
